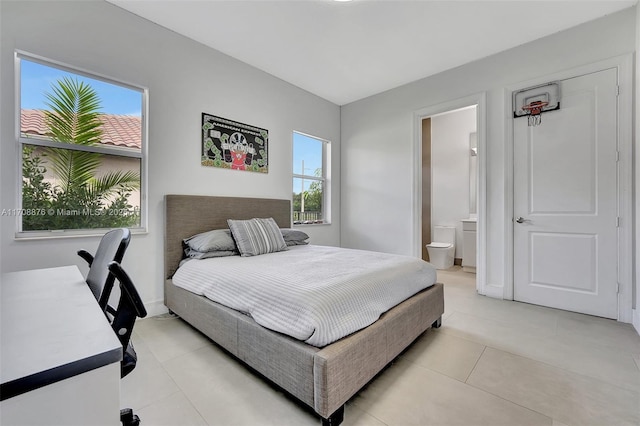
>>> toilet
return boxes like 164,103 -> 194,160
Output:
426,226 -> 455,270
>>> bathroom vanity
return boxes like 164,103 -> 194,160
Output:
461,218 -> 477,273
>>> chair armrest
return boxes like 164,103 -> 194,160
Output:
77,250 -> 94,267
108,262 -> 147,318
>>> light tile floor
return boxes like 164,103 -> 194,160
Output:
122,267 -> 640,425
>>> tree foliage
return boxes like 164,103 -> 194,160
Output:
22,78 -> 140,231
292,168 -> 323,223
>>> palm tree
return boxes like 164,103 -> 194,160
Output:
43,77 -> 139,204
22,77 -> 140,231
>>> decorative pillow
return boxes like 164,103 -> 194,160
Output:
184,229 -> 237,252
184,248 -> 239,259
280,228 -> 310,246
228,217 -> 288,257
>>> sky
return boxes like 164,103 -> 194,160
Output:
20,58 -> 142,116
293,132 -> 325,194
293,132 -> 323,175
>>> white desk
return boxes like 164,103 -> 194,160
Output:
1,266 -> 122,425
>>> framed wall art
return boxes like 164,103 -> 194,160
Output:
201,113 -> 268,173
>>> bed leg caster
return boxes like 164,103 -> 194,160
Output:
322,405 -> 344,426
432,316 -> 442,328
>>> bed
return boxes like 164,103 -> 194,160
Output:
164,194 -> 445,425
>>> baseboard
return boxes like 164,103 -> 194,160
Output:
144,299 -> 169,317
482,283 -> 504,299
633,308 -> 640,336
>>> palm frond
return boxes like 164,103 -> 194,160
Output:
44,77 -> 103,146
46,148 -> 102,193
87,170 -> 140,200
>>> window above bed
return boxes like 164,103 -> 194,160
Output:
292,131 -> 330,225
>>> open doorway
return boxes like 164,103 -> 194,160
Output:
413,93 -> 486,294
422,106 -> 477,270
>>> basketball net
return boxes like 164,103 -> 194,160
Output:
522,101 -> 548,126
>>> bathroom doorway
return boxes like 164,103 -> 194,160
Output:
422,106 -> 477,265
413,93 -> 486,293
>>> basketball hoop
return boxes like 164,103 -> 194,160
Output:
522,100 -> 549,126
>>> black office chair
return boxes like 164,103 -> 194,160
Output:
107,261 -> 147,426
78,228 -> 131,315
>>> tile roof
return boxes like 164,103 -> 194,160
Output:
20,109 -> 141,150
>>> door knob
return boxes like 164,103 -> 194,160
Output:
515,217 -> 526,223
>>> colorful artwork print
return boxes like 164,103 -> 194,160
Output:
201,113 -> 268,173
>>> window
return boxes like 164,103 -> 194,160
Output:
15,52 -> 146,236
292,131 -> 329,225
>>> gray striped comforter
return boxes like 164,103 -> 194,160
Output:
172,245 -> 437,347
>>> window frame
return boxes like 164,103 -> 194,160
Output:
292,131 -> 330,225
14,51 -> 149,238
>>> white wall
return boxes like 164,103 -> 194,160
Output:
341,8 -> 636,299
634,4 -> 640,333
431,107 -> 476,258
0,1 -> 341,315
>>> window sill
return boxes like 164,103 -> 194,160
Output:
14,227 -> 148,241
293,222 -> 332,227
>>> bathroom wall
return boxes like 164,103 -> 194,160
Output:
430,106 -> 477,258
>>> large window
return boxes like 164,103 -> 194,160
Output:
15,52 -> 146,236
292,132 -> 329,225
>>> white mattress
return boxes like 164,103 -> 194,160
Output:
172,245 -> 437,347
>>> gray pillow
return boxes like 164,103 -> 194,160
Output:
184,248 -> 239,259
184,229 -> 237,252
228,217 -> 288,257
281,228 -> 309,246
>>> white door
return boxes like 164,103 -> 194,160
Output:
513,68 -> 619,319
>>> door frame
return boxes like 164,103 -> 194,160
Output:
504,54 -> 633,322
413,92 -> 487,294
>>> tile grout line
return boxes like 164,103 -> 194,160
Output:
462,379 -> 556,425
463,344 -> 487,384
439,304 -> 640,393
461,347 -> 559,425
355,404 -> 391,426
155,339 -> 213,425
128,317 -> 212,422
399,359 -> 556,425
464,345 -> 640,425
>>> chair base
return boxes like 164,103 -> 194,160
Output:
121,408 -> 140,426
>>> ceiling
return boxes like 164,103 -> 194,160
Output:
107,0 -> 636,106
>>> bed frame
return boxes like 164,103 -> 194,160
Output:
164,194 -> 444,425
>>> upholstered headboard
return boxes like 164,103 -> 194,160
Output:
164,194 -> 291,280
